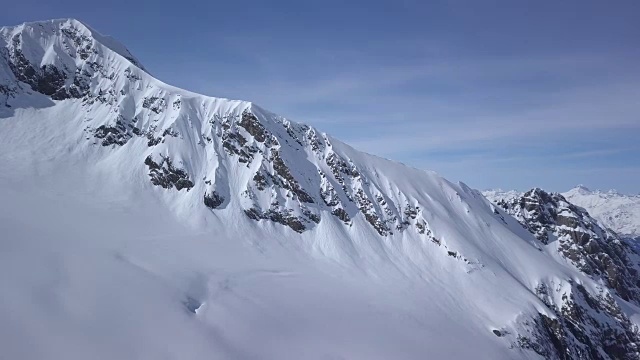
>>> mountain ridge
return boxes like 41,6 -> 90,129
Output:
2,19 -> 640,360
486,186 -> 640,242
0,18 -> 146,71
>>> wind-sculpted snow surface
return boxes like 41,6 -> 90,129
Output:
2,19 -> 640,359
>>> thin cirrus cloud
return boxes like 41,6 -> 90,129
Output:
345,79 -> 640,156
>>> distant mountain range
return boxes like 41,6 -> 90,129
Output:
485,186 -> 640,243
563,186 -> 640,242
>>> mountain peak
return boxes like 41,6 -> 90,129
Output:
575,184 -> 591,192
563,184 -> 594,196
4,18 -> 640,359
0,18 -> 145,71
563,186 -> 640,240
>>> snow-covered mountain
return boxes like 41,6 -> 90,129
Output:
563,185 -> 640,243
485,188 -> 640,357
485,188 -> 640,300
2,19 -> 640,360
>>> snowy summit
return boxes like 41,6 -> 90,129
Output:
563,185 -> 640,242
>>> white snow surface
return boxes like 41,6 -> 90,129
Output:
0,19 -> 635,359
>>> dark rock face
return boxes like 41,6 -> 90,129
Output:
203,191 -> 224,209
208,109 -> 432,237
3,23 -> 143,105
5,26 -> 102,101
1,22 -> 449,240
517,282 -> 640,360
225,117 -> 430,236
491,189 -> 640,359
270,150 -> 314,204
144,155 -> 193,191
221,124 -> 259,164
244,207 -> 307,233
325,152 -> 359,202
238,111 -> 267,142
0,82 -> 17,107
494,188 -> 640,303
331,208 -> 350,223
146,133 -> 162,147
142,96 -> 166,114
303,209 -> 321,224
355,189 -> 391,236
252,171 -> 268,190
88,111 -> 183,148
60,26 -> 97,61
8,36 -> 67,97
66,70 -> 91,99
94,120 -> 132,146
214,110 -> 323,229
90,114 -> 150,147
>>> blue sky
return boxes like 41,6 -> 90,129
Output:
3,0 -> 639,193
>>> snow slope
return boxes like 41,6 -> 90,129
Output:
2,19 -> 640,359
564,185 -> 640,242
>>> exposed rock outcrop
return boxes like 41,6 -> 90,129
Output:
491,188 -> 640,303
144,155 -> 193,191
